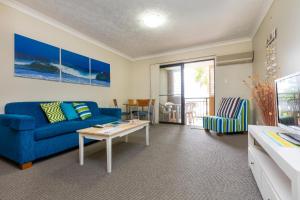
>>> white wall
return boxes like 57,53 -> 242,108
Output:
130,41 -> 252,99
253,0 -> 300,123
215,63 -> 252,110
130,41 -> 253,119
0,3 -> 132,113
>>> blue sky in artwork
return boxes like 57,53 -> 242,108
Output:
15,34 -> 59,63
91,59 -> 110,74
61,49 -> 89,71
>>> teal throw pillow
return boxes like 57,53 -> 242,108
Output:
61,103 -> 79,120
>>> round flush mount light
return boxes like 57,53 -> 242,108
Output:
139,10 -> 167,28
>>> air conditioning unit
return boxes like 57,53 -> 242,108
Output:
216,51 -> 254,66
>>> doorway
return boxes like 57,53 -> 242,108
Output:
159,59 -> 215,126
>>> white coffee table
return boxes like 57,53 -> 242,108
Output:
77,120 -> 150,173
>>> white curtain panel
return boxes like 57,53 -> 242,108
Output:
150,64 -> 160,124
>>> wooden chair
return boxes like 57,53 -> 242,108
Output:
133,99 -> 151,120
112,99 -> 130,119
113,99 -> 118,108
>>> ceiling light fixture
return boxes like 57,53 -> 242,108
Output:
139,10 -> 167,28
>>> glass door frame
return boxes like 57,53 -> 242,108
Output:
159,63 -> 185,125
159,58 -> 216,125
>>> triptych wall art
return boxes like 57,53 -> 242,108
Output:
14,34 -> 111,87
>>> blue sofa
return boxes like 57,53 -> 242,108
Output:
0,101 -> 121,169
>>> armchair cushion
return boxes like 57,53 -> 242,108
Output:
0,114 -> 35,131
217,97 -> 240,118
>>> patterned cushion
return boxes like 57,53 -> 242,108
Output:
40,102 -> 66,123
217,97 -> 240,118
73,103 -> 92,120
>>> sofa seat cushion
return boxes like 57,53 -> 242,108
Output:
34,120 -> 90,141
85,115 -> 119,126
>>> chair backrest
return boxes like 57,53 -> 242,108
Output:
113,99 -> 118,107
217,97 -> 240,118
128,99 -> 136,106
136,99 -> 150,107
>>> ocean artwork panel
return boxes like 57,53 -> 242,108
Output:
61,49 -> 90,85
14,34 -> 60,81
91,59 -> 110,87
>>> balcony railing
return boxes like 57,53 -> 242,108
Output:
185,97 -> 209,126
159,96 -> 210,126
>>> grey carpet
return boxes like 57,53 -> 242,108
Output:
0,124 -> 262,200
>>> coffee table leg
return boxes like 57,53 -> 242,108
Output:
79,134 -> 84,165
106,138 -> 112,173
146,125 -> 149,146
125,135 -> 128,143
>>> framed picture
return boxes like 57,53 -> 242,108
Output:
14,34 -> 111,87
61,49 -> 90,85
91,59 -> 110,87
14,34 -> 60,81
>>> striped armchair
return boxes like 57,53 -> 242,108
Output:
203,99 -> 249,134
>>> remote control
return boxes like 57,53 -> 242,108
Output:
279,132 -> 300,142
93,125 -> 104,128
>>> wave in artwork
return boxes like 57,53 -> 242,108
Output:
14,34 -> 60,81
61,49 -> 90,85
14,34 -> 111,87
91,59 -> 110,87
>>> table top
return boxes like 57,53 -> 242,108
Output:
249,125 -> 300,175
77,120 -> 149,137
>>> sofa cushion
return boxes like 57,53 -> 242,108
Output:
40,102 -> 66,123
5,101 -> 101,127
61,103 -> 79,120
73,102 -> 92,120
85,115 -> 119,126
34,114 -> 118,141
34,120 -> 89,141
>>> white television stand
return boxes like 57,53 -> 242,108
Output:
248,125 -> 300,200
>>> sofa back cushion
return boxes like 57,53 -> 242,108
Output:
5,101 -> 100,127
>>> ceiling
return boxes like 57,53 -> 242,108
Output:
13,0 -> 273,60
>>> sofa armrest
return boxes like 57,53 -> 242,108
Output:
0,114 -> 35,131
99,108 -> 121,119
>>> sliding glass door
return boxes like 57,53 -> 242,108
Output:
159,64 -> 184,124
159,59 -> 215,126
184,60 -> 215,126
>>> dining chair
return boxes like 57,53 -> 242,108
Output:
127,99 -> 137,119
133,99 -> 151,120
113,99 -> 118,108
112,99 -> 130,119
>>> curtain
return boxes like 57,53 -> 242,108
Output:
150,64 -> 160,123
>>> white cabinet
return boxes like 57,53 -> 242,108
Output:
248,125 -> 300,200
261,172 -> 280,200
